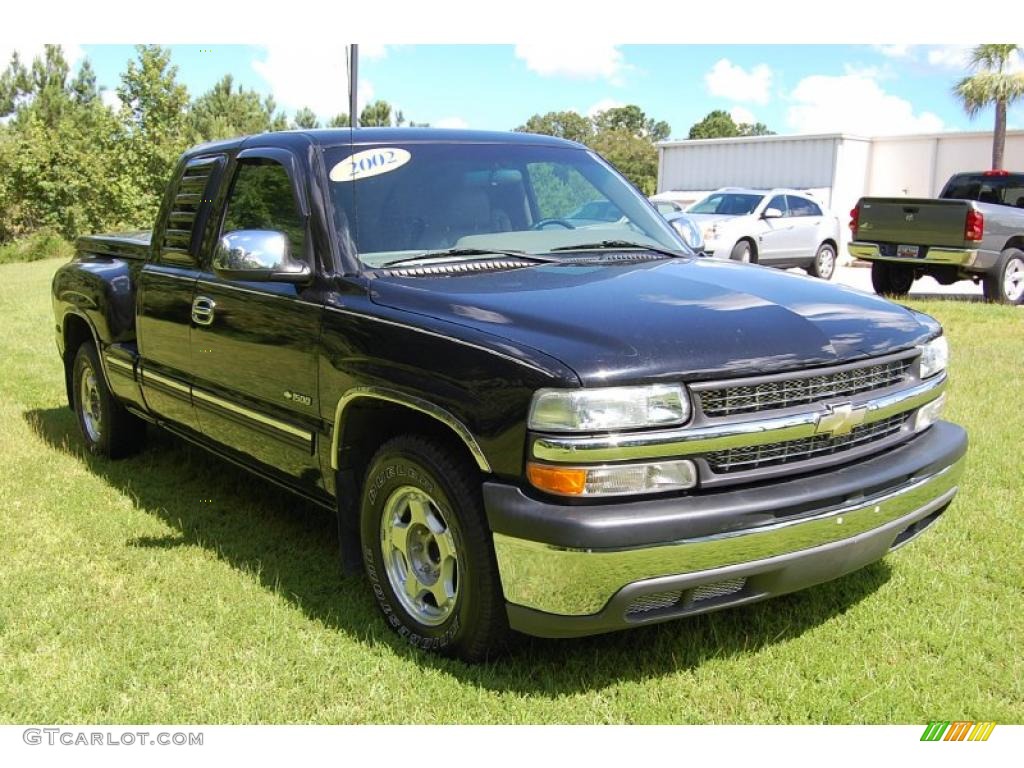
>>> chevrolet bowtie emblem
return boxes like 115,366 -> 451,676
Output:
814,403 -> 868,437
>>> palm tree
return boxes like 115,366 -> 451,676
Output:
954,44 -> 1024,170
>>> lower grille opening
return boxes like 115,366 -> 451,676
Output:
625,590 -> 683,617
891,506 -> 947,550
691,577 -> 747,603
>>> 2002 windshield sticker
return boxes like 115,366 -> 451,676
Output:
330,148 -> 411,182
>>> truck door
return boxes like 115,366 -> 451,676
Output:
188,148 -> 324,488
137,155 -> 225,434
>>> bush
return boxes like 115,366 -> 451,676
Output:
0,231 -> 74,265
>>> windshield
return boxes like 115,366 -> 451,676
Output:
689,192 -> 764,216
325,142 -> 685,267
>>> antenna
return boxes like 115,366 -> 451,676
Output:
348,44 -> 359,129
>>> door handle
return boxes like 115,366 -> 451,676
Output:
191,296 -> 216,326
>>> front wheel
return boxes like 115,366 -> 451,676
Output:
730,240 -> 754,263
360,435 -> 510,661
982,248 -> 1024,304
808,242 -> 837,280
72,343 -> 146,458
870,261 -> 914,297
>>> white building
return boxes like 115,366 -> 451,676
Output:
656,129 -> 1024,250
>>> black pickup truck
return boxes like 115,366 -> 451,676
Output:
53,129 -> 967,660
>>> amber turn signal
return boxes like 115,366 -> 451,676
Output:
526,463 -> 588,496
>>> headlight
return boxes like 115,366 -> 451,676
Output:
919,335 -> 949,378
529,384 -> 690,432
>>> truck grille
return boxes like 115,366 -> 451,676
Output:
698,358 -> 913,418
706,414 -> 908,473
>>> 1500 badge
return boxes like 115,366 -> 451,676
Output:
283,390 -> 312,406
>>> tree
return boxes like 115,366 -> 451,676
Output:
328,112 -> 351,128
190,75 -> 286,141
593,105 -> 670,142
591,130 -> 659,195
954,44 -> 1024,170
515,110 -> 594,144
292,106 -> 319,130
116,45 -> 191,220
360,100 -> 393,127
687,109 -> 774,140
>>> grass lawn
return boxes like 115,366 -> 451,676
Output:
1,256 -> 1021,724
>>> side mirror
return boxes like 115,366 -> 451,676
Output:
213,230 -> 311,284
668,214 -> 705,253
762,207 -> 783,219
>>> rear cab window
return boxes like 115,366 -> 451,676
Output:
941,173 -> 1024,208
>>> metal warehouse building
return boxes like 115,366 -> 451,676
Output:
656,129 -> 1024,250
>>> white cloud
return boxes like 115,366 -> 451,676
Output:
586,98 -> 624,117
514,44 -> 626,83
100,88 -> 120,111
926,45 -> 971,69
729,105 -> 756,125
787,71 -> 944,135
252,45 -> 374,120
874,44 -> 912,59
359,44 -> 389,61
435,116 -> 468,129
705,59 -> 772,105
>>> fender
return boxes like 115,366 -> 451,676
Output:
330,387 -> 491,473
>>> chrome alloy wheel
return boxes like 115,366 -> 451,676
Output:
379,485 -> 460,626
79,363 -> 103,442
1004,257 -> 1024,302
816,245 -> 836,279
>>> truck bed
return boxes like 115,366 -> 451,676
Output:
75,231 -> 152,261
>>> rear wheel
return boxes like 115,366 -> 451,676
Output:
71,343 -> 146,458
730,240 -> 755,263
808,242 -> 837,280
360,434 -> 509,661
870,261 -> 914,297
982,248 -> 1024,304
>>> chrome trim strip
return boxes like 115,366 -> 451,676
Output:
141,369 -> 190,396
191,388 -> 313,442
103,355 -> 135,376
532,373 -> 946,463
195,278 -> 324,308
330,387 -> 491,473
324,305 -> 555,377
493,455 -> 964,615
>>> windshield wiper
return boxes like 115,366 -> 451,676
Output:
548,240 -> 686,259
383,247 -> 561,268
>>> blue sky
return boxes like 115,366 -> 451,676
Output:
48,44 -> 1024,138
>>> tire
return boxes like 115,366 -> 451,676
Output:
360,434 -> 509,661
730,239 -> 755,263
870,261 -> 914,297
71,343 -> 146,458
808,242 -> 837,280
982,248 -> 1024,305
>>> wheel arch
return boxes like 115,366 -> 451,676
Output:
1001,236 -> 1024,254
61,311 -> 103,410
734,236 -> 758,262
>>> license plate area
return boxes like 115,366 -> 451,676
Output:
897,244 -> 921,259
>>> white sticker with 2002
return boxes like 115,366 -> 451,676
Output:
330,147 -> 411,182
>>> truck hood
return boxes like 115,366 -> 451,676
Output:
369,257 -> 938,385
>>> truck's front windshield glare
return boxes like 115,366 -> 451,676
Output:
325,143 -> 686,267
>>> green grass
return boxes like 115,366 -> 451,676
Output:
1,257 -> 1021,724
0,232 -> 74,265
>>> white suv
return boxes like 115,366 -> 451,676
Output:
687,188 -> 841,279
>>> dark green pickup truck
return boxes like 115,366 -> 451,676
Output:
849,170 -> 1024,304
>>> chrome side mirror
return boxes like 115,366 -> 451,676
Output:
213,230 -> 311,284
667,214 -> 705,253
762,207 -> 783,219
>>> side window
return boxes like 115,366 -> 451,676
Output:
221,159 -> 306,259
766,195 -> 788,216
786,196 -> 821,217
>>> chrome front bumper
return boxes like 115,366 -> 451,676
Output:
487,423 -> 967,637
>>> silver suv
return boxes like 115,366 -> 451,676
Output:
688,187 -> 842,279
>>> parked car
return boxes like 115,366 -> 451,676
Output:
849,170 -> 1024,304
687,187 -> 842,279
52,129 -> 965,661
